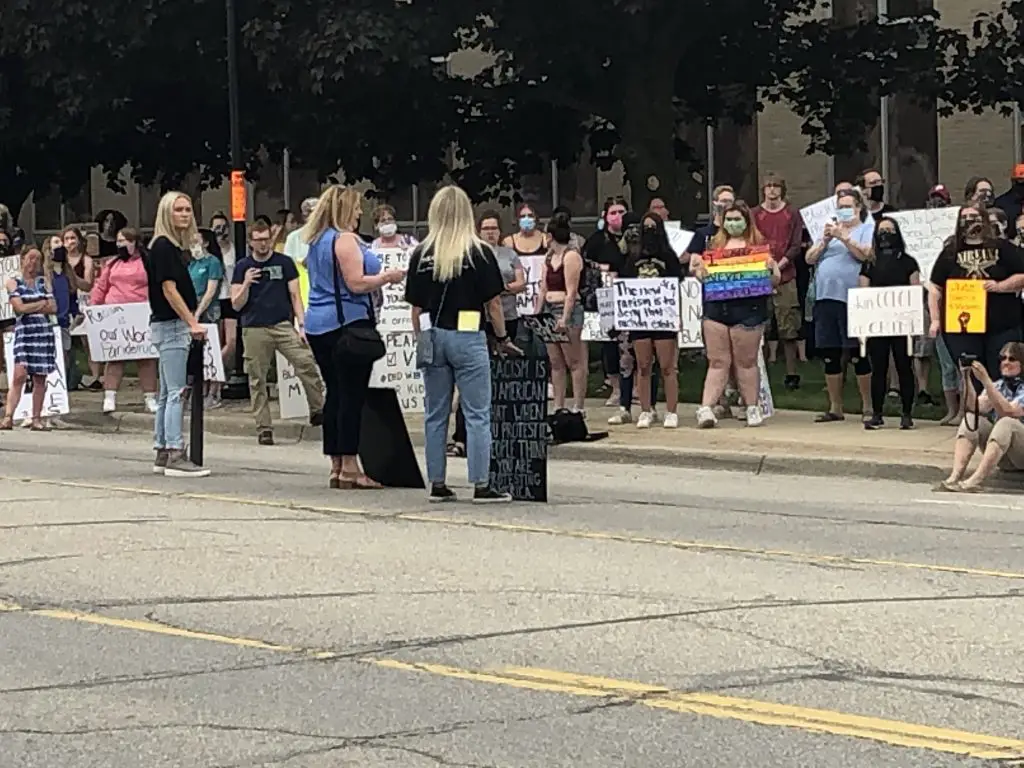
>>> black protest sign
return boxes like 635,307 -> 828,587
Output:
522,312 -> 569,343
360,387 -> 425,489
489,356 -> 548,502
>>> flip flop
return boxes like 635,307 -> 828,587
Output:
814,412 -> 845,423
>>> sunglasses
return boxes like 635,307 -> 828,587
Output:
1001,355 -> 1019,362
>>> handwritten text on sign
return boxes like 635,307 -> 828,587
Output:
847,287 -> 925,338
678,277 -> 704,348
888,208 -> 958,284
490,356 -> 548,502
84,302 -> 155,361
0,256 -> 21,322
612,278 -> 680,332
371,331 -> 424,413
702,246 -> 773,302
276,352 -> 320,420
516,255 -> 544,317
375,247 -> 413,332
945,279 -> 987,334
2,328 -> 69,419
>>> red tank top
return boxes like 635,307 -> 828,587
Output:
545,253 -> 567,291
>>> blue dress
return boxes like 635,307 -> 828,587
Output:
11,277 -> 57,376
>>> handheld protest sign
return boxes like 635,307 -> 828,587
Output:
489,356 -> 548,502
944,279 -> 986,334
522,312 -> 569,344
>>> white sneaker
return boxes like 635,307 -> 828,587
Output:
608,408 -> 632,425
102,391 -> 117,414
663,412 -> 679,429
696,406 -> 718,429
746,405 -> 765,427
144,394 -> 158,414
637,411 -> 654,429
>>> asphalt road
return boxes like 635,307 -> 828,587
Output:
1,429 -> 1023,767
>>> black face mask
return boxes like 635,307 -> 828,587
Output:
868,185 -> 885,203
876,232 -> 900,253
1004,376 -> 1022,391
641,229 -> 660,252
52,246 -> 67,264
116,246 -> 132,261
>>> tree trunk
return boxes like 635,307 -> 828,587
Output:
0,171 -> 36,228
714,113 -> 760,206
833,0 -> 881,184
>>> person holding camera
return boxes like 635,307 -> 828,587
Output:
928,204 -> 1024,379
231,221 -> 324,446
938,342 -> 1024,492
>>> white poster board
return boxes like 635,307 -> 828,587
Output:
581,313 -> 603,342
276,352 -> 312,420
516,255 -> 545,317
375,247 -> 413,332
800,196 -> 837,245
664,224 -> 695,257
757,349 -> 774,418
582,287 -> 615,341
0,256 -> 20,323
888,207 -> 958,284
371,331 -> 423,413
847,286 -> 924,339
84,302 -> 155,361
612,278 -> 681,332
2,328 -> 69,419
678,278 -> 704,349
200,323 -> 226,383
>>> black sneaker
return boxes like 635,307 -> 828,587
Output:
87,379 -> 104,391
309,409 -> 324,427
258,430 -> 274,446
917,390 -> 936,406
473,486 -> 512,504
864,414 -> 884,431
429,484 -> 457,503
900,414 -> 915,430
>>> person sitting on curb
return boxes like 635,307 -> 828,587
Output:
938,342 -> 1024,492
231,222 -> 324,446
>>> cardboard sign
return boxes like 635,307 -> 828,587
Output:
2,328 -> 70,419
516,255 -> 545,317
370,331 -> 424,413
522,312 -> 569,343
0,256 -> 21,323
847,286 -> 925,338
800,196 -> 838,244
276,352 -> 310,421
84,302 -> 156,361
375,247 -> 413,332
944,279 -> 987,334
489,356 -> 548,502
200,323 -> 226,382
612,278 -> 681,332
581,312 -> 603,342
702,246 -> 773,302
678,278 -> 704,348
888,208 -> 958,284
581,287 -> 616,341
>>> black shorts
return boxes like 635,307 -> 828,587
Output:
702,298 -> 769,329
219,299 -> 238,321
813,299 -> 856,350
630,331 -> 677,342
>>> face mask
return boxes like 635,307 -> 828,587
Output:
1005,375 -> 1022,390
978,190 -> 995,205
519,217 -> 536,233
641,229 -> 660,251
836,208 -> 856,223
52,246 -> 67,264
965,221 -> 985,239
213,224 -> 229,238
876,232 -> 899,252
723,220 -> 747,237
378,222 -> 398,238
868,185 -> 885,203
605,213 -> 623,232
116,246 -> 132,261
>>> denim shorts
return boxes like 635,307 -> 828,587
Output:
813,299 -> 856,349
544,301 -> 585,329
702,298 -> 769,329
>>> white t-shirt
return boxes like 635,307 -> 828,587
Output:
284,229 -> 309,265
218,243 -> 236,300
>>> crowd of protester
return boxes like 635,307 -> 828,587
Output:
3,163 -> 1024,493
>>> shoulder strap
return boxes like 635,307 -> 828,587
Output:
332,232 -> 376,328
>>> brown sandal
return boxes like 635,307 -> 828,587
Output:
338,473 -> 383,490
0,417 -> 13,431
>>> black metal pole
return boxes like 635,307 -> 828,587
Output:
188,339 -> 205,466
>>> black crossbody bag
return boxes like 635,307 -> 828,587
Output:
332,241 -> 386,362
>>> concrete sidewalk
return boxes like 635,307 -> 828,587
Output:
50,385 -> 975,485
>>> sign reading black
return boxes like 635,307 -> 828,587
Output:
489,356 -> 548,502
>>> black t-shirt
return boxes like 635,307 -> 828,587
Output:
583,230 -> 625,274
930,239 -> 1024,333
99,237 -> 119,258
404,244 -> 505,331
146,236 -> 197,322
860,251 -> 920,287
620,248 -> 682,279
686,222 -> 719,254
231,252 -> 299,328
871,204 -> 899,222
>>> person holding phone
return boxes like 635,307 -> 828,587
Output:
145,192 -> 210,478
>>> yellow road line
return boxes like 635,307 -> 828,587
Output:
5,596 -> 1022,759
369,660 -> 1024,760
4,475 -> 1024,582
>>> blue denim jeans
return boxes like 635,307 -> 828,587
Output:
151,319 -> 190,450
422,329 -> 491,486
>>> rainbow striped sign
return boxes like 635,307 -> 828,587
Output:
702,245 -> 773,302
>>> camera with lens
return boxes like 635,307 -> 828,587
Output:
959,352 -> 978,369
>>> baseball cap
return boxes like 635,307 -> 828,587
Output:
1012,164 -> 1024,180
928,184 -> 951,203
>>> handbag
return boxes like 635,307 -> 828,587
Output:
415,280 -> 449,369
332,239 -> 386,362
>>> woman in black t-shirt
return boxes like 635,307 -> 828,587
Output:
404,185 -> 519,504
929,204 -> 1024,381
860,218 -> 920,430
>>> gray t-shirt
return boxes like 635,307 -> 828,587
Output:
494,246 -> 522,320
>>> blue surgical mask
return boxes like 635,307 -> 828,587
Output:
519,216 -> 536,233
836,208 -> 856,223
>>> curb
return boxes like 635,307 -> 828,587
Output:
58,409 -> 965,486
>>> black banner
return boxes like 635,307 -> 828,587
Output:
489,356 -> 548,502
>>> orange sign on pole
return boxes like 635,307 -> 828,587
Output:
230,170 -> 247,222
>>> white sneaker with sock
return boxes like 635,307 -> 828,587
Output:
746,405 -> 765,427
608,407 -> 632,425
663,412 -> 679,429
102,391 -> 117,414
696,406 -> 718,429
636,411 -> 654,429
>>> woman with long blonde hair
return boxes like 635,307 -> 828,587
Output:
146,191 -> 210,478
303,185 -> 405,489
405,185 -> 518,503
690,200 -> 780,429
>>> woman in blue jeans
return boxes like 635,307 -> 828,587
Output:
405,186 -> 519,503
145,192 -> 211,478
